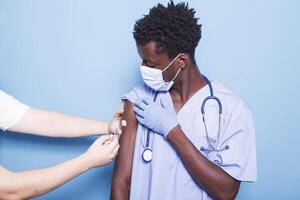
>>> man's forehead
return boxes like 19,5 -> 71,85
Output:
137,42 -> 167,62
138,42 -> 156,55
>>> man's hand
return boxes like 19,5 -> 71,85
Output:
133,96 -> 178,138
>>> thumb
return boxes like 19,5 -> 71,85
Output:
108,136 -> 119,149
96,135 -> 111,145
160,98 -> 171,109
118,102 -> 125,114
141,96 -> 152,105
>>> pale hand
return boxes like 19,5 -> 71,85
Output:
108,102 -> 126,135
84,135 -> 120,169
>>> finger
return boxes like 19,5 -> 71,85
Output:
141,96 -> 152,105
160,98 -> 171,109
113,111 -> 122,122
96,135 -> 110,144
113,127 -> 122,136
109,134 -> 114,140
134,99 -> 147,110
115,128 -> 122,136
108,135 -> 119,149
133,106 -> 145,117
114,113 -> 122,120
118,102 -> 125,113
114,108 -> 124,119
136,115 -> 145,124
134,111 -> 144,122
112,144 -> 120,156
111,120 -> 121,132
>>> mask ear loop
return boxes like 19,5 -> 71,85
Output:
170,67 -> 182,82
162,54 -> 182,72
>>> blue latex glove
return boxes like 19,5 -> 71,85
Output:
134,96 -> 179,138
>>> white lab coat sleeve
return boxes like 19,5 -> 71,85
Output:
207,104 -> 257,182
0,90 -> 30,131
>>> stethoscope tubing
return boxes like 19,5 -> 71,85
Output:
142,75 -> 230,163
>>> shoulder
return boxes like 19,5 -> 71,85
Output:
212,81 -> 252,118
212,82 -> 256,143
122,84 -> 156,104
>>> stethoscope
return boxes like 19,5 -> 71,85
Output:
199,76 -> 230,153
142,93 -> 159,162
142,75 -> 230,163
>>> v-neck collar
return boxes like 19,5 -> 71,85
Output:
165,80 -> 214,116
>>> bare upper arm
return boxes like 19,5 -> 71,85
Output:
111,101 -> 138,198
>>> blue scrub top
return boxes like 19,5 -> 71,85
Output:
122,81 -> 257,200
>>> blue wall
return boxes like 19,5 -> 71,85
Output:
0,1 -> 299,199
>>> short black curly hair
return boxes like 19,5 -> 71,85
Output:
133,0 -> 202,63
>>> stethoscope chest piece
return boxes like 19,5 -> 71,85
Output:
142,148 -> 152,162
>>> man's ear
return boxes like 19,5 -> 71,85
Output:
177,53 -> 188,69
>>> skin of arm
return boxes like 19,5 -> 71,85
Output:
167,125 -> 240,200
110,101 -> 137,200
0,135 -> 120,200
8,105 -> 123,138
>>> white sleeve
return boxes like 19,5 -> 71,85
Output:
0,90 -> 30,131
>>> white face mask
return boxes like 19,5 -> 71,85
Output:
140,54 -> 182,91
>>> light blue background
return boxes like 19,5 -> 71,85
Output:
0,0 -> 299,199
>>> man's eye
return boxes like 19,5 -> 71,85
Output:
144,63 -> 155,68
142,60 -> 155,68
146,62 -> 155,68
